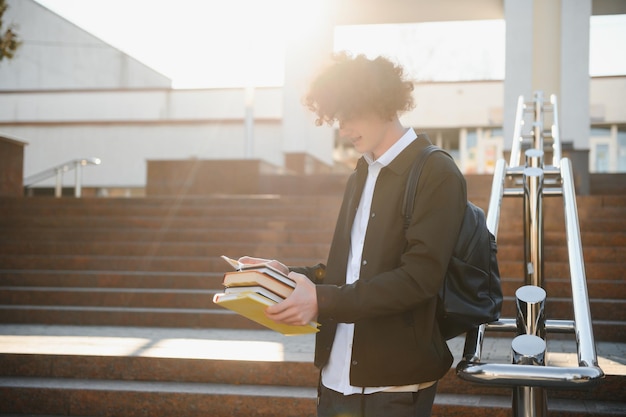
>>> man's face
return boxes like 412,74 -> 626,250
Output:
338,113 -> 394,160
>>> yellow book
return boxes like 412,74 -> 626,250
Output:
213,291 -> 319,336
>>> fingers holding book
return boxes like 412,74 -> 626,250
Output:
265,272 -> 319,326
216,255 -> 319,335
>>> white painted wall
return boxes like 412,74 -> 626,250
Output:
403,81 -> 504,128
2,77 -> 623,188
0,86 -> 285,188
0,0 -> 171,90
1,0 -> 625,190
590,77 -> 626,124
4,121 -> 283,188
0,88 -> 283,122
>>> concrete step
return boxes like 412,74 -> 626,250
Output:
0,287 -> 221,309
2,272 -> 623,300
2,382 -> 624,417
499,296 -> 626,321
0,305 -> 257,329
0,270 -> 224,289
496,245 -> 626,263
1,348 -> 624,403
496,260 -> 624,281
0,241 -> 621,265
0,241 -> 332,260
0,304 -> 623,341
1,255 -> 622,281
0,255 -> 325,273
1,232 -> 621,261
0,200 -> 342,217
500,277 -> 626,299
0,230 -> 622,257
2,215 -> 622,235
1,193 -> 623,212
0,195 -> 344,212
1,195 -> 623,226
0,269 -> 620,291
0,377 -> 317,417
0,288 -> 622,322
0,227 -> 336,245
0,215 -> 338,231
498,231 -> 626,247
0,325 -> 624,417
0,196 -> 336,215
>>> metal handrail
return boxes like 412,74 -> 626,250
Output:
457,92 -> 603,416
457,159 -> 604,384
560,158 -> 599,368
508,93 -> 562,169
23,157 -> 101,198
508,95 -> 526,168
486,158 -> 506,238
550,94 -> 562,167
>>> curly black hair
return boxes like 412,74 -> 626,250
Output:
304,52 -> 415,126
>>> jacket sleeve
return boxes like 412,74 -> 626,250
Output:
289,263 -> 326,284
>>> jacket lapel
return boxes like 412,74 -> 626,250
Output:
343,157 -> 368,239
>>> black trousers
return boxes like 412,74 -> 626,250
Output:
318,382 -> 438,417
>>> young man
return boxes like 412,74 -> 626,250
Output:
262,53 -> 467,417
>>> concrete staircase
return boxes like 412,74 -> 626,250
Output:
0,196 -> 338,329
0,191 -> 625,416
0,326 -> 624,417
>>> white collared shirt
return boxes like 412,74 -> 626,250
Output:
321,127 -> 418,395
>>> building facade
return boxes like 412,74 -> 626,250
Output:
0,0 -> 624,195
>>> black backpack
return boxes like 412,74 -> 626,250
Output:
402,144 -> 503,340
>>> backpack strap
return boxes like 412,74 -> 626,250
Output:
402,144 -> 442,230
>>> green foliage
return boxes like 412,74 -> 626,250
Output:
0,0 -> 21,61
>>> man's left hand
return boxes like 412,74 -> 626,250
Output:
265,272 -> 318,325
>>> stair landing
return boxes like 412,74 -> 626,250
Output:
1,324 -> 625,416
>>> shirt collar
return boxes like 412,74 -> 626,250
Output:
363,127 -> 417,168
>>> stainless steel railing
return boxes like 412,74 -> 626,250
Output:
509,91 -> 562,170
23,157 -> 101,198
456,92 -> 603,417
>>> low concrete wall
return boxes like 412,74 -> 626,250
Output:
0,135 -> 27,197
146,159 -> 281,196
590,173 -> 626,195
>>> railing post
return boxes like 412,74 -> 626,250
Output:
74,160 -> 83,198
509,95 -> 526,168
513,285 -> 548,417
24,157 -> 100,198
512,335 -> 548,417
532,91 -> 544,152
55,168 -> 63,198
516,285 -> 546,339
523,167 -> 544,287
525,149 -> 544,169
549,95 -> 561,167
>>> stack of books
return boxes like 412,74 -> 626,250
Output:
213,256 -> 319,335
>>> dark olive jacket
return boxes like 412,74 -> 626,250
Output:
312,135 -> 467,387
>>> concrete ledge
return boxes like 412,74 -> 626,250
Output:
146,159 -> 281,196
0,135 -> 26,197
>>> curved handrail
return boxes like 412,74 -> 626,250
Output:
508,95 -> 525,168
24,157 -> 101,197
560,158 -> 599,368
550,94 -> 562,167
456,92 -> 604,409
486,158 -> 506,237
